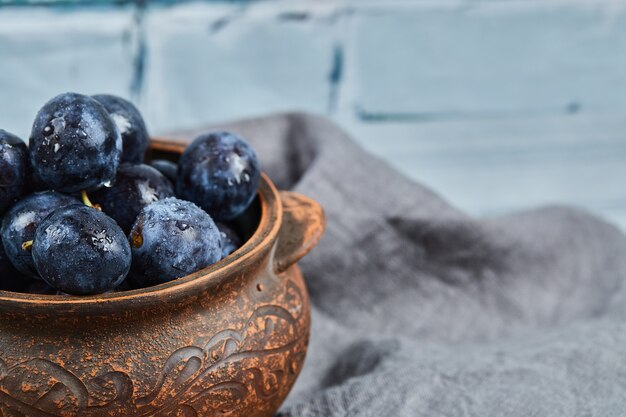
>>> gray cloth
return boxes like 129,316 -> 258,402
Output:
186,113 -> 626,416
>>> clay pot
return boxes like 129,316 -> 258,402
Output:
0,138 -> 325,417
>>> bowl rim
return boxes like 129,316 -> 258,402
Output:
0,171 -> 283,315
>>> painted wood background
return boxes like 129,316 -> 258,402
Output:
1,0 -> 625,229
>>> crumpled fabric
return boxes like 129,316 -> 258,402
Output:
180,113 -> 626,417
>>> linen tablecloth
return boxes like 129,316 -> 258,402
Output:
181,113 -> 626,417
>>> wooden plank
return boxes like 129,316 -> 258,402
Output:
351,3 -> 626,117
141,2 -> 336,133
341,112 -> 626,229
0,8 -> 136,139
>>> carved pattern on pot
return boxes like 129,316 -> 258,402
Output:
0,280 -> 305,417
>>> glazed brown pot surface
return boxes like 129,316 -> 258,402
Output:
0,139 -> 325,417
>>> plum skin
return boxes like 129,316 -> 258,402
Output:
29,92 -> 122,193
92,94 -> 149,163
128,197 -> 222,288
216,222 -> 241,259
1,191 -> 78,279
150,159 -> 178,183
176,131 -> 260,221
32,205 -> 131,295
92,163 -> 174,233
0,130 -> 29,215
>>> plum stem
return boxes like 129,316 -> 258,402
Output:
81,190 -> 102,211
22,240 -> 33,251
130,231 -> 143,248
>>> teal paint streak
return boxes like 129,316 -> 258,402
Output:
328,44 -> 344,113
130,3 -> 146,100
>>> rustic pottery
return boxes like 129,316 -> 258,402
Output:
0,137 -> 325,417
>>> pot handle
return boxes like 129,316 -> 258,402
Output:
274,191 -> 326,274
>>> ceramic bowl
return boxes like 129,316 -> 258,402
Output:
0,138 -> 325,417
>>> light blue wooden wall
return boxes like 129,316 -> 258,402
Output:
1,1 -> 626,229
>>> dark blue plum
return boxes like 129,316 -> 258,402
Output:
92,163 -> 174,233
0,240 -> 27,291
216,222 -> 241,259
29,92 -> 122,193
0,130 -> 28,214
176,131 -> 260,221
92,94 -> 149,163
32,205 -> 131,295
1,191 -> 78,279
129,197 -> 222,288
149,159 -> 178,184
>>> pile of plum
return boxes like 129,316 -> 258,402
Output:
0,93 -> 260,295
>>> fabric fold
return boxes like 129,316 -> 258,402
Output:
177,113 -> 626,416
